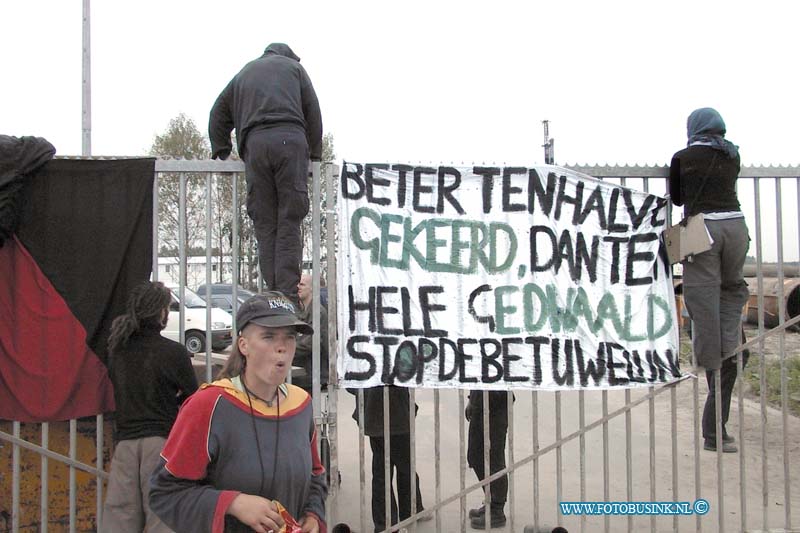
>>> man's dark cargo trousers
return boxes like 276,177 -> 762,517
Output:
244,125 -> 310,303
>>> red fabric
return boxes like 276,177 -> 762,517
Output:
212,490 -> 240,533
309,429 -> 326,477
0,236 -> 114,421
161,387 -> 221,480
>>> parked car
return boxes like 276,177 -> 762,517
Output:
195,284 -> 256,314
163,285 -> 233,354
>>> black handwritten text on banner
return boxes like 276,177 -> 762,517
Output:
337,164 -> 680,390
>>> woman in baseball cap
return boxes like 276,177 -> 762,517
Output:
150,291 -> 326,533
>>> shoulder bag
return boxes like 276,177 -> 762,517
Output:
662,153 -> 717,264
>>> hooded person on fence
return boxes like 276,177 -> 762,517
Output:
209,43 -> 323,305
668,107 -> 750,453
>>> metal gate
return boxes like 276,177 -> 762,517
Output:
2,161 -> 799,533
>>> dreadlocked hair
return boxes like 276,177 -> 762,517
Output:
108,281 -> 172,354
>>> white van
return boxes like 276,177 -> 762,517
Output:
163,285 -> 233,354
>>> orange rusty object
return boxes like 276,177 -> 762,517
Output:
744,277 -> 800,329
0,419 -> 113,531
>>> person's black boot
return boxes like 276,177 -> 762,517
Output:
470,506 -> 506,529
469,505 -> 485,519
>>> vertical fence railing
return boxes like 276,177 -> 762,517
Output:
3,162 -> 800,533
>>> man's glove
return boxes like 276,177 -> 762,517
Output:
465,403 -> 473,422
211,148 -> 231,161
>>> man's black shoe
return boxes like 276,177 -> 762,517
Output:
469,505 -> 485,519
470,509 -> 506,529
704,438 -> 737,453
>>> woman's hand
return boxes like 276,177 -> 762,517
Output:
299,514 -> 320,533
227,494 -> 285,533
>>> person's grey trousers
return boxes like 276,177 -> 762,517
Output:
102,436 -> 173,533
682,217 -> 750,371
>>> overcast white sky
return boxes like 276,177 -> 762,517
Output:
2,0 -> 798,167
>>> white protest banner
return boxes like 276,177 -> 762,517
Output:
337,163 -> 681,390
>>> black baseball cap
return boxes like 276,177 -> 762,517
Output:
236,292 -> 313,335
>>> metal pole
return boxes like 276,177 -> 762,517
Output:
357,388 -> 367,533
178,173 -> 186,347
507,391 -> 515,533
602,390 -> 610,533
532,391 -> 540,533
232,173 -> 239,331
81,0 -> 91,156
409,388 -> 417,530
625,388 -> 633,533
12,421 -> 20,533
434,389 -> 442,532
205,172 -> 213,383
311,161 -> 322,422
324,163 -> 339,498
670,386 -> 679,533
41,423 -> 50,533
152,172 -> 159,282
383,386 -> 391,533
482,390 -> 491,531
96,415 -> 104,530
579,390 -> 586,533
649,386 -> 656,533
69,419 -> 77,533
754,179 -> 769,532
716,369 -> 725,532
775,178 -> 792,528
692,321 -> 702,533
459,390 -> 467,532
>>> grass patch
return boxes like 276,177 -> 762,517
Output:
743,356 -> 800,417
679,329 -> 800,416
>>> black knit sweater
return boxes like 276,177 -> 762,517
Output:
109,327 -> 198,441
668,145 -> 741,216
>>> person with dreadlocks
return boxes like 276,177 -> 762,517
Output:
102,281 -> 199,532
149,292 -> 327,533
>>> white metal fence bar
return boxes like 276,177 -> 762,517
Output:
204,171 -> 213,383
68,419 -> 76,533
508,391 -> 516,533
95,414 -> 103,530
753,177 -> 769,532
11,421 -> 20,532
41,423 -> 49,533
458,390 -> 467,532
775,177 -> 793,529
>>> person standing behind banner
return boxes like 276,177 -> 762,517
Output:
350,386 -> 429,532
209,43 -> 322,305
149,292 -> 326,533
465,391 -> 511,529
293,273 -> 329,394
102,281 -> 199,533
668,107 -> 750,453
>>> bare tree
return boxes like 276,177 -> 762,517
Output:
150,114 -> 209,286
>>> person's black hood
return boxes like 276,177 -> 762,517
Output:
263,43 -> 300,62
